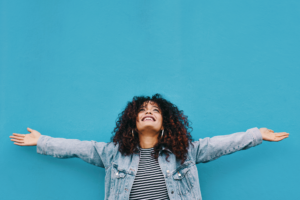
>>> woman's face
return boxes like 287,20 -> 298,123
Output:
136,101 -> 163,134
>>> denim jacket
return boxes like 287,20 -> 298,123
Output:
37,127 -> 263,200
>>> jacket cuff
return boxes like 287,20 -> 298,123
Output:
36,135 -> 51,155
249,127 -> 263,146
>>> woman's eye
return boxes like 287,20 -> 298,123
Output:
154,109 -> 159,112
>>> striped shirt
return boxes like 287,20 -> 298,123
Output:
129,147 -> 170,200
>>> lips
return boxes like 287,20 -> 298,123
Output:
142,116 -> 156,121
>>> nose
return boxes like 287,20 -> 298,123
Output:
146,111 -> 152,114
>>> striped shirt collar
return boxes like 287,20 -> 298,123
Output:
135,145 -> 172,154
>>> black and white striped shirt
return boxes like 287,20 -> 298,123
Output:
129,147 -> 170,200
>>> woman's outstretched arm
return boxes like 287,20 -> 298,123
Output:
191,127 -> 289,164
9,127 -> 116,168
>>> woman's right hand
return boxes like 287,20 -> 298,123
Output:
9,127 -> 42,146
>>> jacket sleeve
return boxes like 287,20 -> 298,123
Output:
191,127 -> 263,164
36,135 -> 116,168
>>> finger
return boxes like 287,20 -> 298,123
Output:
27,127 -> 33,132
10,135 -> 24,139
275,132 -> 289,137
11,138 -> 24,142
276,135 -> 289,141
12,133 -> 25,137
14,142 -> 25,146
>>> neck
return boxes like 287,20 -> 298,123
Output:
138,130 -> 160,148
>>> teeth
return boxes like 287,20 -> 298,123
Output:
144,117 -> 153,121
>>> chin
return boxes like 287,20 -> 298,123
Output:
138,126 -> 160,132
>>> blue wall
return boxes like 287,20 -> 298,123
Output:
1,0 -> 299,199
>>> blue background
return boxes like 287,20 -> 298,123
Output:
1,0 -> 299,199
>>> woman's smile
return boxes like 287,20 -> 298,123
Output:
142,116 -> 156,121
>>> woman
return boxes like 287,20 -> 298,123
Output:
9,94 -> 289,200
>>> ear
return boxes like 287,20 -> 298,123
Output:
161,126 -> 164,131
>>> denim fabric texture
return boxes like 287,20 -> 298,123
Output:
37,127 -> 263,200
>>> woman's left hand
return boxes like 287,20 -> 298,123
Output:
259,128 -> 289,142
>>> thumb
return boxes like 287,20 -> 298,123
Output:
27,127 -> 33,132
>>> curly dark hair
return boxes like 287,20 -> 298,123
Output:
110,93 -> 194,164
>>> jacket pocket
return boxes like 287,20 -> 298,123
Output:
173,167 -> 195,195
112,163 -> 128,195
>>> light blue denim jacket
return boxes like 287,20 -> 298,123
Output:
37,127 -> 263,200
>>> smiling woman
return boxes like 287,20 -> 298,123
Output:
9,93 -> 289,200
111,94 -> 193,165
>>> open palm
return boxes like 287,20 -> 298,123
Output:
259,127 -> 289,142
9,127 -> 41,146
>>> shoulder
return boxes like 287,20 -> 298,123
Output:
94,141 -> 119,152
